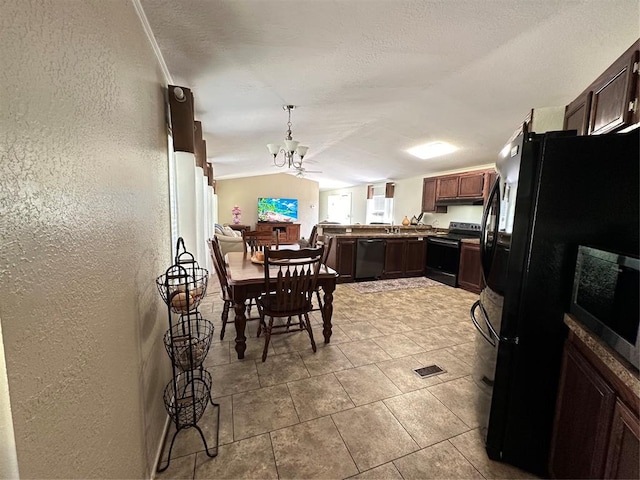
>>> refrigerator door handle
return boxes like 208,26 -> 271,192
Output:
470,300 -> 496,346
480,176 -> 500,281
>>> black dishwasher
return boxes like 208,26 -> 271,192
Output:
355,239 -> 385,280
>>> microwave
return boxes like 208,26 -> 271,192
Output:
570,245 -> 640,369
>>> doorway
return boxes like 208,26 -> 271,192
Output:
327,193 -> 352,224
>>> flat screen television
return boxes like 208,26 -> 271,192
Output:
258,197 -> 298,223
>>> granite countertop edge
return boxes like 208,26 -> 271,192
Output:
318,224 -> 444,239
564,313 -> 640,397
323,232 -> 438,239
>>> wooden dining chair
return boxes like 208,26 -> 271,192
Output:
242,229 -> 279,254
241,229 -> 278,315
207,237 -> 261,340
312,236 -> 333,312
308,224 -> 318,247
257,246 -> 324,362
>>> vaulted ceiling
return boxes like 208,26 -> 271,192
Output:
139,0 -> 638,189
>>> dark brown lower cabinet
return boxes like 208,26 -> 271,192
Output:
382,238 -> 425,279
404,238 -> 426,276
382,239 -> 405,279
549,341 -> 616,479
328,236 -> 425,282
326,237 -> 356,283
604,400 -> 640,479
549,333 -> 640,479
458,242 -> 483,293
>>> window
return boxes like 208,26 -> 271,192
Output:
365,185 -> 393,224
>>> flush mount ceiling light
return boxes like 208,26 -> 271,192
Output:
407,141 -> 457,160
267,105 -> 309,169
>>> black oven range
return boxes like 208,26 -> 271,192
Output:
425,222 -> 481,287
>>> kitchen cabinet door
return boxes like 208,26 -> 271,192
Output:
564,91 -> 592,135
422,178 -> 447,213
549,341 -> 616,479
326,238 -> 356,283
458,242 -> 483,293
589,45 -> 639,135
435,176 -> 459,200
458,171 -> 485,198
404,238 -> 426,276
383,239 -> 405,279
604,400 -> 640,480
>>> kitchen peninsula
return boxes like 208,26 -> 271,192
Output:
319,224 -> 441,283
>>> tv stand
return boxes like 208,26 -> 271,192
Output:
255,223 -> 300,245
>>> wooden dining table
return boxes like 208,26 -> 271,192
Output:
225,251 -> 339,359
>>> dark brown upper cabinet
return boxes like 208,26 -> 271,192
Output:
564,91 -> 593,135
564,40 -> 639,136
422,178 -> 447,213
435,175 -> 460,199
424,169 -> 493,211
458,171 -> 486,197
589,44 -> 639,135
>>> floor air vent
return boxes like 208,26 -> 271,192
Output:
414,364 -> 445,378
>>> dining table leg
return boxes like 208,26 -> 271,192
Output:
320,282 -> 335,344
233,297 -> 247,359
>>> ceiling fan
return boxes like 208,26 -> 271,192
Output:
294,165 -> 323,177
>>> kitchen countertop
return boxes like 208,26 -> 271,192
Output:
323,231 -> 438,239
461,238 -> 480,245
564,313 -> 640,397
317,224 -> 445,239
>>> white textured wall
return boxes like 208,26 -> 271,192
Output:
0,1 -> 171,477
216,173 -> 319,239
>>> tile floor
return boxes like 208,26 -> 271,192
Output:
156,280 -> 535,479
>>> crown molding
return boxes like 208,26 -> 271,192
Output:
131,0 -> 173,85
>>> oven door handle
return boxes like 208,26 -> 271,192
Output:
470,300 -> 496,347
428,237 -> 459,247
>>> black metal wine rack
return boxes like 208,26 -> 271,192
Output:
155,238 -> 219,473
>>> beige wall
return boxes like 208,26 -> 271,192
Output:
320,165 -> 493,226
0,1 -> 171,477
319,185 -> 368,224
216,173 -> 320,240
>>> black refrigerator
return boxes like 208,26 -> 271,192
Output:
470,128 -> 639,476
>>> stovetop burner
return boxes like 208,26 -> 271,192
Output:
438,222 -> 482,241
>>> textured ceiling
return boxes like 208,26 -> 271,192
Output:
139,0 -> 639,189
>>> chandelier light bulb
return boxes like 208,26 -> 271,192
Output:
267,144 -> 281,156
284,139 -> 299,153
296,145 -> 308,158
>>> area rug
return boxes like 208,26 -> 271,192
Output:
346,277 -> 442,294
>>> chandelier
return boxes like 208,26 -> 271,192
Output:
267,105 -> 309,168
